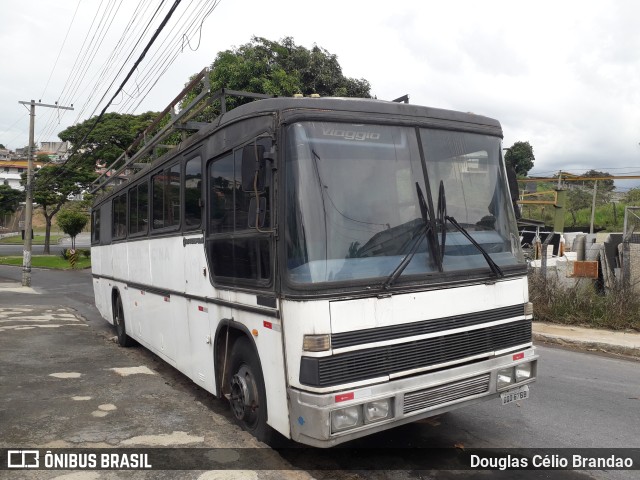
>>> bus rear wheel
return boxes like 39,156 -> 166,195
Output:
228,337 -> 271,443
113,294 -> 134,347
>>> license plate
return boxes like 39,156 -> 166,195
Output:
500,385 -> 529,405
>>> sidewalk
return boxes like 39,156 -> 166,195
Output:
533,322 -> 640,359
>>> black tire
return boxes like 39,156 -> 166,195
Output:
113,294 -> 134,347
227,336 -> 272,443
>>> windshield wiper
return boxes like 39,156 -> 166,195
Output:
445,215 -> 504,277
382,222 -> 431,289
383,183 -> 439,289
437,180 -> 503,278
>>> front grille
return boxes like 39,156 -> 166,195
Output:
299,320 -> 530,387
403,373 -> 491,414
331,304 -> 524,349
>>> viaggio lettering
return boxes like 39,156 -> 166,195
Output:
321,127 -> 380,141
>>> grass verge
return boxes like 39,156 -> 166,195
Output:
529,272 -> 640,331
0,255 -> 91,270
0,234 -> 65,245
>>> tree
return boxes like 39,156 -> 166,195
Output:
23,165 -> 95,253
58,111 -> 159,171
184,36 -> 371,117
566,188 -> 592,226
0,185 -> 24,219
57,205 -> 89,250
0,143 -> 6,149
624,188 -> 640,205
504,141 -> 535,176
578,170 -> 615,204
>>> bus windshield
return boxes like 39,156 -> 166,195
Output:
284,121 -> 524,286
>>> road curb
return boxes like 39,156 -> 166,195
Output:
533,332 -> 640,359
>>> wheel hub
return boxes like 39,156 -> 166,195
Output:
230,366 -> 258,423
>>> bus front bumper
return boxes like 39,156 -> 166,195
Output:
287,346 -> 537,447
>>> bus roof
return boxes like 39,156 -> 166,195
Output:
215,96 -> 502,133
93,95 -> 502,202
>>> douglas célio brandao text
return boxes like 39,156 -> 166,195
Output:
470,453 -> 634,470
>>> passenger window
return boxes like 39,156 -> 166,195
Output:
152,164 -> 181,229
185,156 -> 202,228
129,182 -> 149,235
112,193 -> 127,239
206,137 -> 273,286
91,209 -> 100,244
209,153 -> 235,233
209,237 -> 271,280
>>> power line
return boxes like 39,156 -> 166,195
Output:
39,0 -> 83,102
49,0 -> 184,178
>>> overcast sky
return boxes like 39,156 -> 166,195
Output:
1,0 -> 639,189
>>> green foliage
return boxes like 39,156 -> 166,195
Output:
0,254 -> 91,270
522,197 -> 625,232
21,165 -> 95,253
566,188 -> 592,226
623,187 -> 640,205
58,111 -> 160,170
27,165 -> 95,214
504,141 -> 535,176
184,36 -> 371,119
529,273 -> 640,331
0,185 -> 23,217
57,208 -> 89,240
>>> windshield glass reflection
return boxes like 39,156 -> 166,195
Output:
285,122 -> 524,285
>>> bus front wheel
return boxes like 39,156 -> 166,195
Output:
113,294 -> 134,347
228,336 -> 271,443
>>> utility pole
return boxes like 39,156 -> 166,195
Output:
589,180 -> 598,235
18,100 -> 73,286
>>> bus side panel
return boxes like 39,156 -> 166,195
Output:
229,291 -> 291,437
91,246 -> 111,323
182,236 -> 217,394
111,242 -> 129,290
176,299 -> 215,394
183,234 -> 211,299
149,237 -> 186,293
127,239 -> 152,286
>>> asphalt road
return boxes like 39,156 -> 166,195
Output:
0,233 -> 90,257
0,265 -> 638,480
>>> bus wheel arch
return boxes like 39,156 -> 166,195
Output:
215,324 -> 272,442
111,288 -> 134,347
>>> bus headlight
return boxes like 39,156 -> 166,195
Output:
497,367 -> 514,389
515,362 -> 532,382
331,406 -> 361,432
364,398 -> 392,423
303,334 -> 331,352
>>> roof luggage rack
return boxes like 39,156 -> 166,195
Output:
90,68 -> 272,194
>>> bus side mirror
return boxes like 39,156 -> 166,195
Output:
248,197 -> 267,228
242,144 -> 266,192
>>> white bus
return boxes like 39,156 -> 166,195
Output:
91,93 -> 537,447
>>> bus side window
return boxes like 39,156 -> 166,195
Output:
206,138 -> 272,285
129,182 -> 149,235
185,156 -> 202,229
91,209 -> 100,244
112,193 -> 127,239
209,153 -> 235,233
237,138 -> 271,230
152,163 -> 181,230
